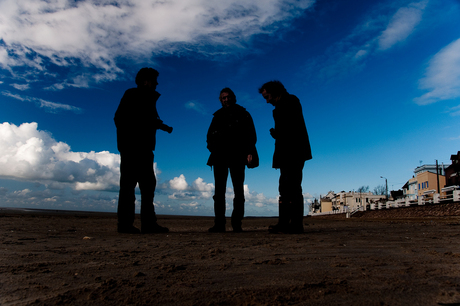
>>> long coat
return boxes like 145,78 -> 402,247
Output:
207,104 -> 257,167
114,87 -> 164,153
272,93 -> 312,168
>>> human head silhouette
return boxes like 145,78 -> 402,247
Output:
135,68 -> 159,89
219,87 -> 237,108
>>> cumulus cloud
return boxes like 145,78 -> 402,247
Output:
0,122 -> 121,191
0,0 -> 315,88
414,38 -> 460,106
0,122 -> 285,215
169,174 -> 189,191
168,174 -> 214,200
1,91 -> 83,113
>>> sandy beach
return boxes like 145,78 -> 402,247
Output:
2,204 -> 460,305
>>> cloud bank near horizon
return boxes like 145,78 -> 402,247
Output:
0,0 -> 315,89
0,121 -> 297,214
0,122 -> 121,191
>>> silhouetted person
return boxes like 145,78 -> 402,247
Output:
207,88 -> 258,232
114,67 -> 173,234
259,81 -> 312,234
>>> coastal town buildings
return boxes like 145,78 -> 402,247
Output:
318,191 -> 386,213
445,151 -> 460,188
402,163 -> 446,199
313,154 -> 456,215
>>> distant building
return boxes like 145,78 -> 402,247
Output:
402,177 -> 418,201
414,164 -> 445,176
390,190 -> 404,200
403,163 -> 446,199
445,151 -> 460,187
416,170 -> 445,197
321,191 -> 386,212
311,198 -> 321,213
319,191 -> 334,213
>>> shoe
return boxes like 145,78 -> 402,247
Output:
289,226 -> 304,234
118,225 -> 141,234
142,223 -> 169,234
268,223 -> 290,234
208,224 -> 226,233
232,225 -> 243,233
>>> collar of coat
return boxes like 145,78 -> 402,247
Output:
213,103 -> 246,116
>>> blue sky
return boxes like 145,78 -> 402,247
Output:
1,0 -> 460,216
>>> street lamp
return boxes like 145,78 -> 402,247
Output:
380,176 -> 388,199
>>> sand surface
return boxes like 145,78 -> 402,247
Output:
2,205 -> 460,305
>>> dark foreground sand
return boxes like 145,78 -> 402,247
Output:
2,205 -> 460,306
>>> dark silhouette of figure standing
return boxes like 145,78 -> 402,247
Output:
114,68 -> 173,234
207,88 -> 258,232
259,81 -> 312,234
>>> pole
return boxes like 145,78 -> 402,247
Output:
385,178 -> 388,199
436,160 -> 440,193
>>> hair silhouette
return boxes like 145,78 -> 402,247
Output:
135,68 -> 159,87
258,80 -> 287,97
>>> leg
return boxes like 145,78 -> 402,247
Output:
138,152 -> 168,234
229,164 -> 245,231
282,161 -> 305,232
272,161 -> 305,233
138,152 -> 156,226
209,165 -> 228,232
117,152 -> 140,233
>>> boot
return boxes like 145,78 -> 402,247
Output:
142,222 -> 169,234
268,198 -> 290,233
118,224 -> 140,234
290,196 -> 304,234
210,195 -> 226,232
231,197 -> 245,232
208,219 -> 226,233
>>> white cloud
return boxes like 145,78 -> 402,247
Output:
169,174 -> 189,191
0,122 -> 284,215
10,83 -> 30,91
185,101 -> 208,115
180,202 -> 201,209
168,174 -> 214,201
0,122 -> 121,191
309,1 -> 427,80
414,38 -> 460,105
0,0 -> 315,87
1,90 -> 83,113
377,1 -> 426,50
0,187 -> 119,212
192,177 -> 214,198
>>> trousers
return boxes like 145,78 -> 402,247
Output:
213,163 -> 245,226
117,151 -> 157,227
278,161 -> 305,226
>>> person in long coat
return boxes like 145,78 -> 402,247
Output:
207,87 -> 258,232
114,67 -> 173,234
259,80 -> 312,233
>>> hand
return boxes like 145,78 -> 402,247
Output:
247,154 -> 253,165
166,126 -> 173,134
269,128 -> 277,139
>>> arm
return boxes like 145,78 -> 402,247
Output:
157,120 -> 173,133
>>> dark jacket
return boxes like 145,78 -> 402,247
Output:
114,87 -> 165,153
272,93 -> 312,168
207,104 -> 257,167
